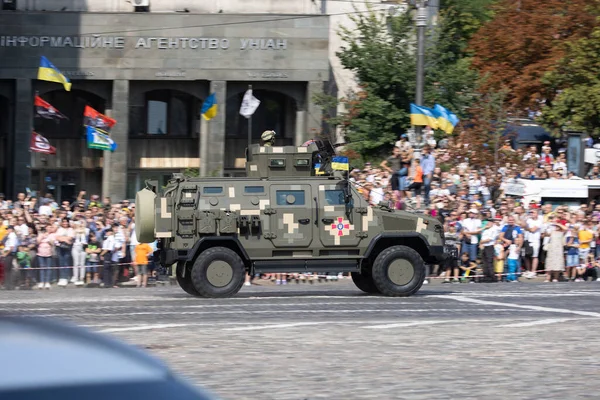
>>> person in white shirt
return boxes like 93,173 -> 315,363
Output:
461,209 -> 483,261
2,225 -> 19,290
101,228 -> 117,288
479,218 -> 500,282
523,208 -> 543,278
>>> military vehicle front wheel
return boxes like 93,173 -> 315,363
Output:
191,247 -> 246,298
176,262 -> 201,296
371,245 -> 425,297
351,272 -> 379,294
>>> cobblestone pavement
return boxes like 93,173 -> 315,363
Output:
2,280 -> 600,399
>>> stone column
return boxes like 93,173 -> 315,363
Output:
206,81 -> 226,177
295,110 -> 306,146
12,79 -> 33,198
306,81 -> 323,140
102,80 -> 129,202
199,118 -> 209,177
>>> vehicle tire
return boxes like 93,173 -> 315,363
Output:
191,247 -> 246,298
371,245 -> 425,297
351,269 -> 379,294
176,262 -> 200,296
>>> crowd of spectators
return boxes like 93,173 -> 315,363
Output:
0,191 -> 156,290
3,133 -> 600,290
349,133 -> 600,283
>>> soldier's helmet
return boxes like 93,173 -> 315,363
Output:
261,130 -> 276,142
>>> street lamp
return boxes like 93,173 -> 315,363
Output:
411,0 -> 428,159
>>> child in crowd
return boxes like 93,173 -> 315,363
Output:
506,240 -> 521,282
134,241 -> 153,288
443,222 -> 460,283
16,244 -> 32,288
456,252 -> 474,283
494,238 -> 505,282
85,232 -> 102,285
565,227 -> 580,282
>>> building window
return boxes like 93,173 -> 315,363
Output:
144,90 -> 193,136
147,100 -> 167,134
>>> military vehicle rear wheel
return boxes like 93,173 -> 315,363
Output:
191,247 -> 246,298
371,245 -> 425,297
176,262 -> 200,296
351,271 -> 379,294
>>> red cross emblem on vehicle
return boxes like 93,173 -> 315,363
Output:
332,217 -> 349,236
325,217 -> 354,245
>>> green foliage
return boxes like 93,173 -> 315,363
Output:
327,5 -> 416,158
540,25 -> 600,136
183,168 -> 200,178
425,0 -> 496,117
318,1 -> 496,160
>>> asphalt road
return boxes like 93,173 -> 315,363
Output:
2,280 -> 600,400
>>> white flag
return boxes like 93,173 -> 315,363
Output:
239,89 -> 260,118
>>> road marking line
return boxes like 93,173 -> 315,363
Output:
495,318 -> 575,328
99,323 -> 191,333
364,321 -> 449,329
224,322 -> 328,331
433,295 -> 600,318
28,308 -> 529,318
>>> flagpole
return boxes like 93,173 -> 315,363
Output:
247,84 -> 252,149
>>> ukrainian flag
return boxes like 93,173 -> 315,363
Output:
433,104 -> 452,133
201,93 -> 218,121
331,156 -> 349,171
447,112 -> 460,134
410,104 -> 439,129
37,56 -> 71,91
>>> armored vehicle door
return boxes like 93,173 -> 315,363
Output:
317,184 -> 363,247
267,184 -> 313,248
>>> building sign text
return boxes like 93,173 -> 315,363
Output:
0,35 -> 287,51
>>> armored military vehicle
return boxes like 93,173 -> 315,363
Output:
135,140 -> 446,298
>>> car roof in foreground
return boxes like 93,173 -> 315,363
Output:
0,317 -> 217,400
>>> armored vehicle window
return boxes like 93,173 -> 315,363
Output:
244,186 -> 265,194
324,190 -> 345,205
276,190 -> 305,205
203,187 -> 223,194
295,159 -> 310,166
269,159 -> 285,168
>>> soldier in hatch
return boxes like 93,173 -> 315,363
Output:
261,130 -> 276,147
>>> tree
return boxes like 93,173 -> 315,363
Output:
540,23 -> 600,136
320,5 -> 416,158
425,0 -> 495,116
469,0 -> 598,111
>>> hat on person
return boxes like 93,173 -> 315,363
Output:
468,208 -> 478,214
261,130 -> 276,141
401,134 -> 408,139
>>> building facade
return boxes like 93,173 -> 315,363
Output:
0,0 -> 432,202
0,1 -> 329,201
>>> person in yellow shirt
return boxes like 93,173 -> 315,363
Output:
578,220 -> 595,263
133,242 -> 153,288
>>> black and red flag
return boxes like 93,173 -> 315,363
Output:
34,95 -> 68,120
30,131 -> 56,155
83,105 -> 116,133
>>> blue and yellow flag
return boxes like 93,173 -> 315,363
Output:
433,104 -> 452,133
201,93 -> 218,121
447,112 -> 460,134
331,156 -> 349,171
37,56 -> 71,91
410,104 -> 439,129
